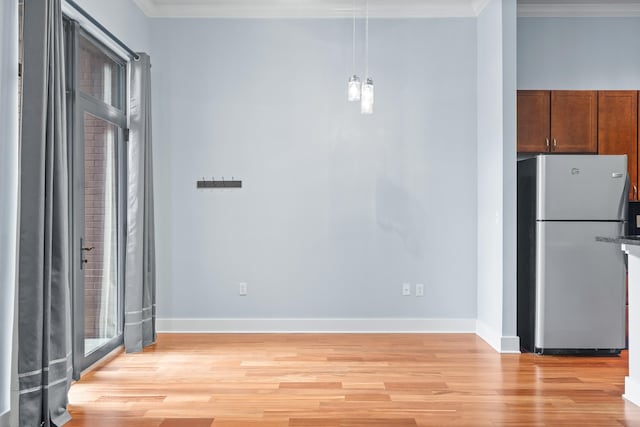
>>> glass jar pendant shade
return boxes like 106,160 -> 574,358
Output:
348,75 -> 361,101
361,78 -> 374,114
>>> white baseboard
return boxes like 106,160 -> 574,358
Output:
624,376 -> 640,407
476,320 -> 521,353
157,318 -> 477,334
499,335 -> 521,353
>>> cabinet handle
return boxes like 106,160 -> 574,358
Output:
546,138 -> 550,150
635,185 -> 638,201
553,139 -> 557,150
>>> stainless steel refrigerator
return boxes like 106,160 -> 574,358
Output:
517,154 -> 627,354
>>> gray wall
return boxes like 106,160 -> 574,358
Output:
151,18 -> 479,324
0,0 -> 19,422
475,0 -> 518,351
501,0 -> 517,347
518,17 -> 640,89
477,0 -> 504,342
69,0 -> 151,54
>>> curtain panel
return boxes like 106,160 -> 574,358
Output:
125,53 -> 157,353
18,0 -> 72,425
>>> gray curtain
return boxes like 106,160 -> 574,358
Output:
125,53 -> 157,353
18,0 -> 72,425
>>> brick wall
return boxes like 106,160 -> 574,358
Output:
80,39 -> 119,341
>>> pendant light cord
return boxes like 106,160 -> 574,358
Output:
352,0 -> 356,74
364,0 -> 369,79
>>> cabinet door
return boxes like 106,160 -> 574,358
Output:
598,91 -> 638,200
551,90 -> 598,153
517,90 -> 550,153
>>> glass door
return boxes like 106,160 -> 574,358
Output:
80,113 -> 120,356
66,21 -> 127,377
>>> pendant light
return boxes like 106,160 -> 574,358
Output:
361,78 -> 374,115
360,0 -> 373,114
348,0 -> 361,102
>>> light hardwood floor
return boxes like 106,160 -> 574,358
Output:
67,333 -> 640,426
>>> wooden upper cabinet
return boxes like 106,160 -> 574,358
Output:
550,91 -> 598,153
517,90 -> 550,153
598,91 -> 638,200
517,90 -> 598,153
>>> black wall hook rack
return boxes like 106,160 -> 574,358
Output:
196,177 -> 242,189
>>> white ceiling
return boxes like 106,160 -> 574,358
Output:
131,0 -> 640,18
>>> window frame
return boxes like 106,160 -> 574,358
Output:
64,18 -> 129,379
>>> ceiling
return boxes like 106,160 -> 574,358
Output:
131,0 -> 640,18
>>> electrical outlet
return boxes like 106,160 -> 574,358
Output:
416,283 -> 425,297
402,283 -> 411,296
239,282 -> 248,296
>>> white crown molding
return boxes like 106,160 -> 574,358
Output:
471,0 -> 491,15
131,0 -> 640,19
131,0 -> 160,16
129,0 -> 485,18
518,2 -> 640,18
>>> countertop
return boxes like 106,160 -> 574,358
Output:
596,236 -> 640,246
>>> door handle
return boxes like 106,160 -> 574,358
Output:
634,185 -> 638,201
545,138 -> 550,150
80,238 -> 93,270
553,138 -> 557,150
